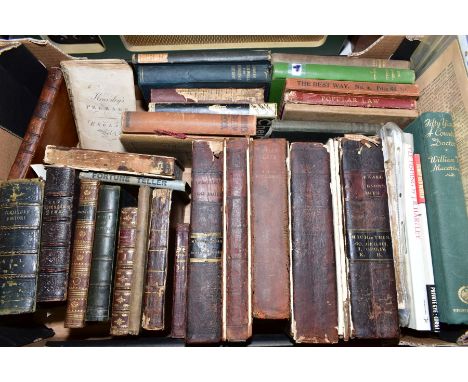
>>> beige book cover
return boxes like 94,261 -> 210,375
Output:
61,59 -> 136,152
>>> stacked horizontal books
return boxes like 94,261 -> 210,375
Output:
269,53 -> 420,129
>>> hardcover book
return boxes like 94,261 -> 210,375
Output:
405,112 -> 468,325
0,179 -> 44,315
60,59 -> 136,152
150,88 -> 265,104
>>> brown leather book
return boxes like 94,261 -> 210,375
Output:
37,167 -> 78,302
150,88 -> 265,104
121,111 -> 257,137
44,145 -> 183,180
8,67 -> 78,179
171,223 -> 190,338
250,139 -> 290,319
340,137 -> 399,339
141,188 -> 173,330
224,138 -> 251,341
289,142 -> 338,344
110,207 -> 138,336
127,186 -> 151,335
64,179 -> 100,328
186,140 -> 224,344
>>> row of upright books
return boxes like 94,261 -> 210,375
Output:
1,42 -> 468,345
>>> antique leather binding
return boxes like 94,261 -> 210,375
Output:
86,185 -> 121,322
171,223 -> 190,338
186,140 -> 224,344
127,186 -> 151,335
110,207 -> 138,336
8,67 -> 78,179
122,111 -> 257,137
37,167 -> 78,302
0,179 -> 44,315
225,138 -> 251,341
289,142 -> 338,343
64,179 -> 100,328
250,139 -> 290,319
341,137 -> 399,339
142,188 -> 173,330
150,88 -> 265,104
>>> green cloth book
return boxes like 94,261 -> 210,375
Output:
405,112 -> 468,325
269,62 -> 416,104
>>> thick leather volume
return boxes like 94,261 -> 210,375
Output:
8,67 -> 78,179
142,188 -> 173,330
122,111 -> 256,137
341,137 -> 399,339
0,179 -> 44,315
186,140 -> 224,344
44,145 -> 183,180
127,186 -> 151,335
110,207 -> 138,336
225,138 -> 251,341
86,185 -> 121,321
250,139 -> 290,319
171,223 -> 189,338
64,179 -> 100,328
405,113 -> 468,325
150,88 -> 265,104
290,142 -> 338,343
37,167 -> 78,302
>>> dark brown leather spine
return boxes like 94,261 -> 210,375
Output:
37,167 -> 78,302
110,207 -> 138,336
290,142 -> 338,343
64,179 -> 100,328
186,140 -> 224,344
8,68 -> 63,180
225,138 -> 251,341
142,188 -> 173,330
341,138 -> 399,339
171,223 -> 190,338
250,139 -> 290,319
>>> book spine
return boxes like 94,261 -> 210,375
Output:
171,223 -> 190,338
150,88 -> 265,104
341,138 -> 399,339
64,179 -> 100,328
0,179 -> 44,315
37,167 -> 78,302
284,91 -> 417,110
273,63 -> 415,84
225,138 -> 251,341
405,113 -> 468,325
78,171 -> 188,193
44,145 -> 180,180
141,188 -> 173,330
250,139 -> 290,319
7,68 -> 63,179
86,185 -> 121,322
186,140 -> 224,344
148,103 -> 277,118
110,207 -> 138,336
284,78 -> 419,98
122,111 -> 257,137
413,154 -> 440,332
138,63 -> 271,85
127,186 -> 151,335
290,142 -> 338,343
133,50 -> 270,64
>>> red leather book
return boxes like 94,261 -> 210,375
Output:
186,140 -> 224,344
250,139 -> 290,319
171,223 -> 190,338
290,142 -> 338,343
340,137 -> 399,339
284,91 -> 417,110
224,138 -> 251,341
